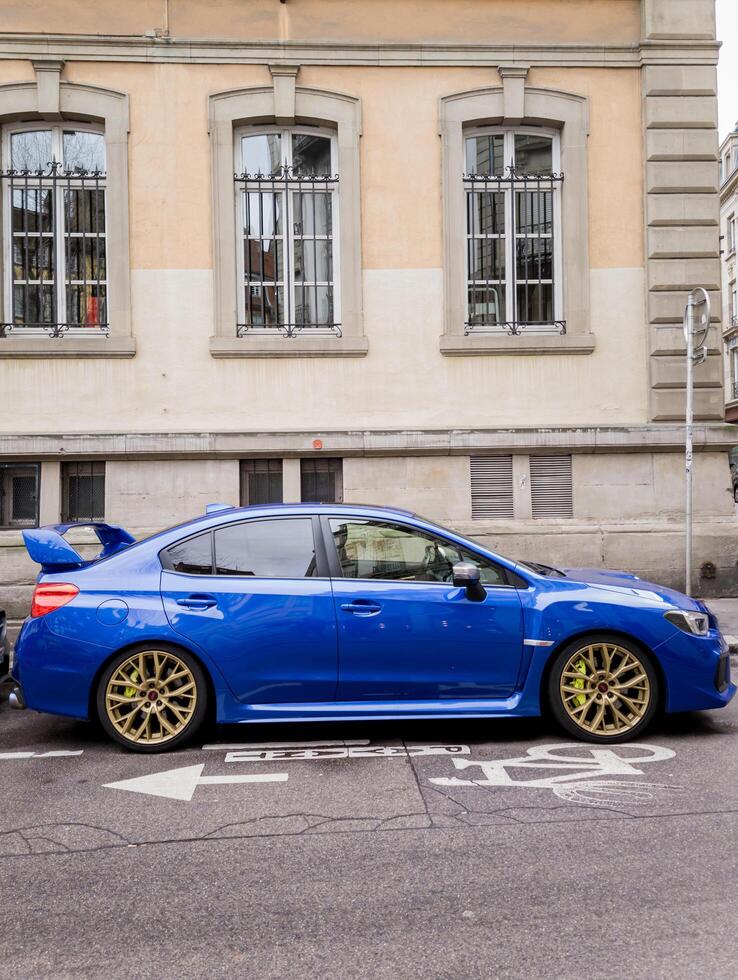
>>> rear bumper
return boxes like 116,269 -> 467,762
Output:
12,616 -> 100,720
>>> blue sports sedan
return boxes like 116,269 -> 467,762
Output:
10,503 -> 734,752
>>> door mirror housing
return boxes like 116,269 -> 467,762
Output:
452,561 -> 486,602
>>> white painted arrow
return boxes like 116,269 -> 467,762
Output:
104,764 -> 288,801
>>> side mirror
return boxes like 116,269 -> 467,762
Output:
452,561 -> 486,602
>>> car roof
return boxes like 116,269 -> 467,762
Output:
203,502 -> 418,519
129,502 -> 421,550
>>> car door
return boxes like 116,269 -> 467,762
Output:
160,515 -> 337,704
324,516 -> 524,701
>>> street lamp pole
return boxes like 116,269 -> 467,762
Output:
683,287 -> 710,596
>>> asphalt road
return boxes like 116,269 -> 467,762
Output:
1,690 -> 737,980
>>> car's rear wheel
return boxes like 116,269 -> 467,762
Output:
547,634 -> 659,743
96,645 -> 208,752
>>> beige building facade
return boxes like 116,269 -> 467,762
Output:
0,0 -> 735,640
720,122 -> 738,420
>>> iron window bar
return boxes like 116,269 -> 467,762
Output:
733,381 -> 738,401
464,164 -> 565,337
235,165 -> 341,338
0,462 -> 40,529
61,460 -> 105,523
0,162 -> 108,339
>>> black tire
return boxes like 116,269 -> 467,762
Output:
547,633 -> 659,744
96,643 -> 208,753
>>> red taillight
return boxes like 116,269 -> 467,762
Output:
30,582 -> 80,618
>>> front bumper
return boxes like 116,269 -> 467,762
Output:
657,627 -> 735,713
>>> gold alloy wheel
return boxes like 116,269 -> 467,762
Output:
559,642 -> 651,737
105,650 -> 198,746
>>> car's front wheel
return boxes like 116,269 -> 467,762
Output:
547,634 -> 659,743
96,645 -> 208,752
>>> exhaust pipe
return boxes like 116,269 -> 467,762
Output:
8,686 -> 26,710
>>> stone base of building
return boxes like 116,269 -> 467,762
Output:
2,444 -> 737,645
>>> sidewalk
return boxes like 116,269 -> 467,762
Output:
704,598 -> 738,655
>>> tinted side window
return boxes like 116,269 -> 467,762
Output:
165,532 -> 213,575
329,519 -> 506,586
214,518 -> 317,578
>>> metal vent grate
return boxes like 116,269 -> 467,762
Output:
530,455 -> 573,519
470,455 -> 514,519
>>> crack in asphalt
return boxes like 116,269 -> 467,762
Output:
1,805 -> 737,860
402,738 -> 434,824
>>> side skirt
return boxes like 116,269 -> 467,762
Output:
221,693 -> 539,725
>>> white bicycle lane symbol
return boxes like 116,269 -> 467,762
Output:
429,743 -> 682,807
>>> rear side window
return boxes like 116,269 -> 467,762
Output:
214,518 -> 317,578
164,532 -> 213,575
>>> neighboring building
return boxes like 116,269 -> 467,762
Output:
0,0 -> 735,641
721,122 -> 738,418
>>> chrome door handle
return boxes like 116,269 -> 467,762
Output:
176,595 -> 217,610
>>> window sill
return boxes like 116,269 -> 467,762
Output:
440,333 -> 597,356
209,336 -> 369,358
0,337 -> 136,359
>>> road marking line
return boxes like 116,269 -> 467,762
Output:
429,744 -> 677,808
200,773 -> 289,786
204,741 -> 367,751
224,744 -> 470,763
105,764 -> 289,801
0,750 -> 84,759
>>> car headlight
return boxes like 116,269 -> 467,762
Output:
664,609 -> 709,636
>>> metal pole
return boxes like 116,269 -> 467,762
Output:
683,287 -> 710,598
685,296 -> 694,596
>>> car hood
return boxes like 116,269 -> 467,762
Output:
558,567 -> 704,611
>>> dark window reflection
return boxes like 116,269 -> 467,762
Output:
465,135 -> 504,176
514,134 -> 553,175
166,532 -> 214,576
292,134 -> 332,175
214,519 -> 317,577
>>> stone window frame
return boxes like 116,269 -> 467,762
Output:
439,73 -> 595,356
209,73 -> 367,358
0,62 -> 133,359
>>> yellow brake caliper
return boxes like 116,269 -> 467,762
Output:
571,657 -> 588,706
124,669 -> 140,699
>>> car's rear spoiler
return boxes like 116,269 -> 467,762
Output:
22,522 -> 136,573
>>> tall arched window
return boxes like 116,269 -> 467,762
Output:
2,122 -> 107,336
464,128 -> 563,334
235,126 -> 339,335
